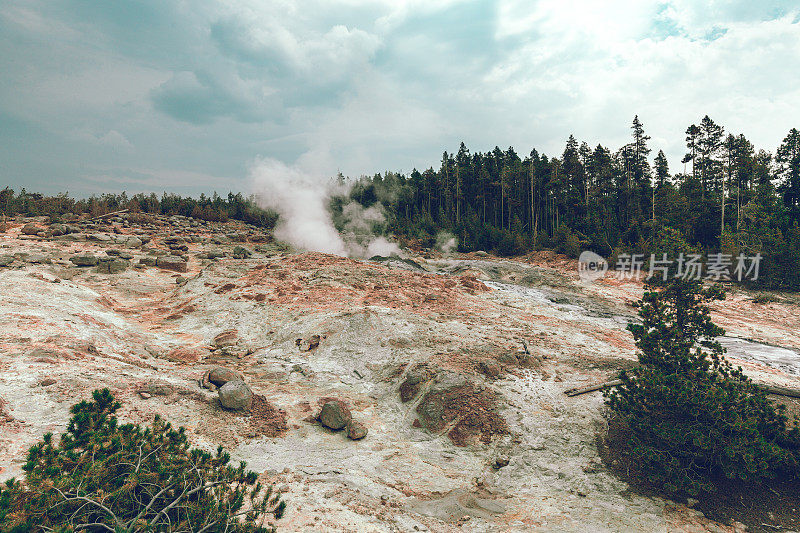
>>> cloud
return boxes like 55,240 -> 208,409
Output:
211,18 -> 382,83
150,70 -> 275,124
1,0 -> 799,196
71,129 -> 134,150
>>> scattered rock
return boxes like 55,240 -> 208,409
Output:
49,223 -> 68,236
493,455 -> 510,469
318,400 -> 352,430
87,233 -> 112,242
163,346 -> 207,363
156,255 -> 188,273
218,380 -> 253,410
346,420 -> 368,440
414,370 -> 508,446
25,254 -> 51,264
296,334 -> 322,352
95,259 -> 128,274
38,378 -> 57,387
21,223 -> 42,235
69,254 -> 99,267
202,366 -> 245,389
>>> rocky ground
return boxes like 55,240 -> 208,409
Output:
1,213 -> 798,532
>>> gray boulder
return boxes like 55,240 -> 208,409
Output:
218,380 -> 253,410
95,259 -> 128,274
50,223 -> 68,236
21,223 -> 41,235
156,255 -> 188,273
70,254 -> 99,267
203,366 -> 244,389
319,400 -> 352,430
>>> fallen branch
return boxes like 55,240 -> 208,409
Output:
565,378 -> 800,399
564,380 -> 623,397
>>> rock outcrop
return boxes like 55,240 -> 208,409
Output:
218,380 -> 253,410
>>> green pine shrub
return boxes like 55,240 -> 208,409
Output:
605,278 -> 800,494
552,225 -> 582,258
0,389 -> 285,532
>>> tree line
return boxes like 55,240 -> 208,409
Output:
344,116 -> 800,289
0,189 -> 278,229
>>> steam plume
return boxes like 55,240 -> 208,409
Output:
250,157 -> 401,258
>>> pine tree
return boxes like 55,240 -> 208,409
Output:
776,128 -> 800,225
605,280 -> 800,494
0,390 -> 285,532
654,150 -> 669,187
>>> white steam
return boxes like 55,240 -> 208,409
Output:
251,157 -> 347,255
250,157 -> 401,258
435,231 -> 458,254
338,201 -> 401,257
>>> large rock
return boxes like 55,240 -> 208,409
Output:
21,223 -> 41,235
319,400 -> 352,430
218,380 -> 253,410
205,366 -> 244,388
138,256 -> 157,267
50,223 -> 68,236
156,255 -> 188,273
0,255 -> 13,267
70,254 -> 99,267
95,259 -> 129,274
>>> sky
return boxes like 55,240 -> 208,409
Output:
1,0 -> 799,196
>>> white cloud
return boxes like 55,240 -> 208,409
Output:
484,3 -> 800,166
71,128 -> 133,150
2,0 -> 799,194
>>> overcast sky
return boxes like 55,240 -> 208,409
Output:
1,0 -> 799,196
